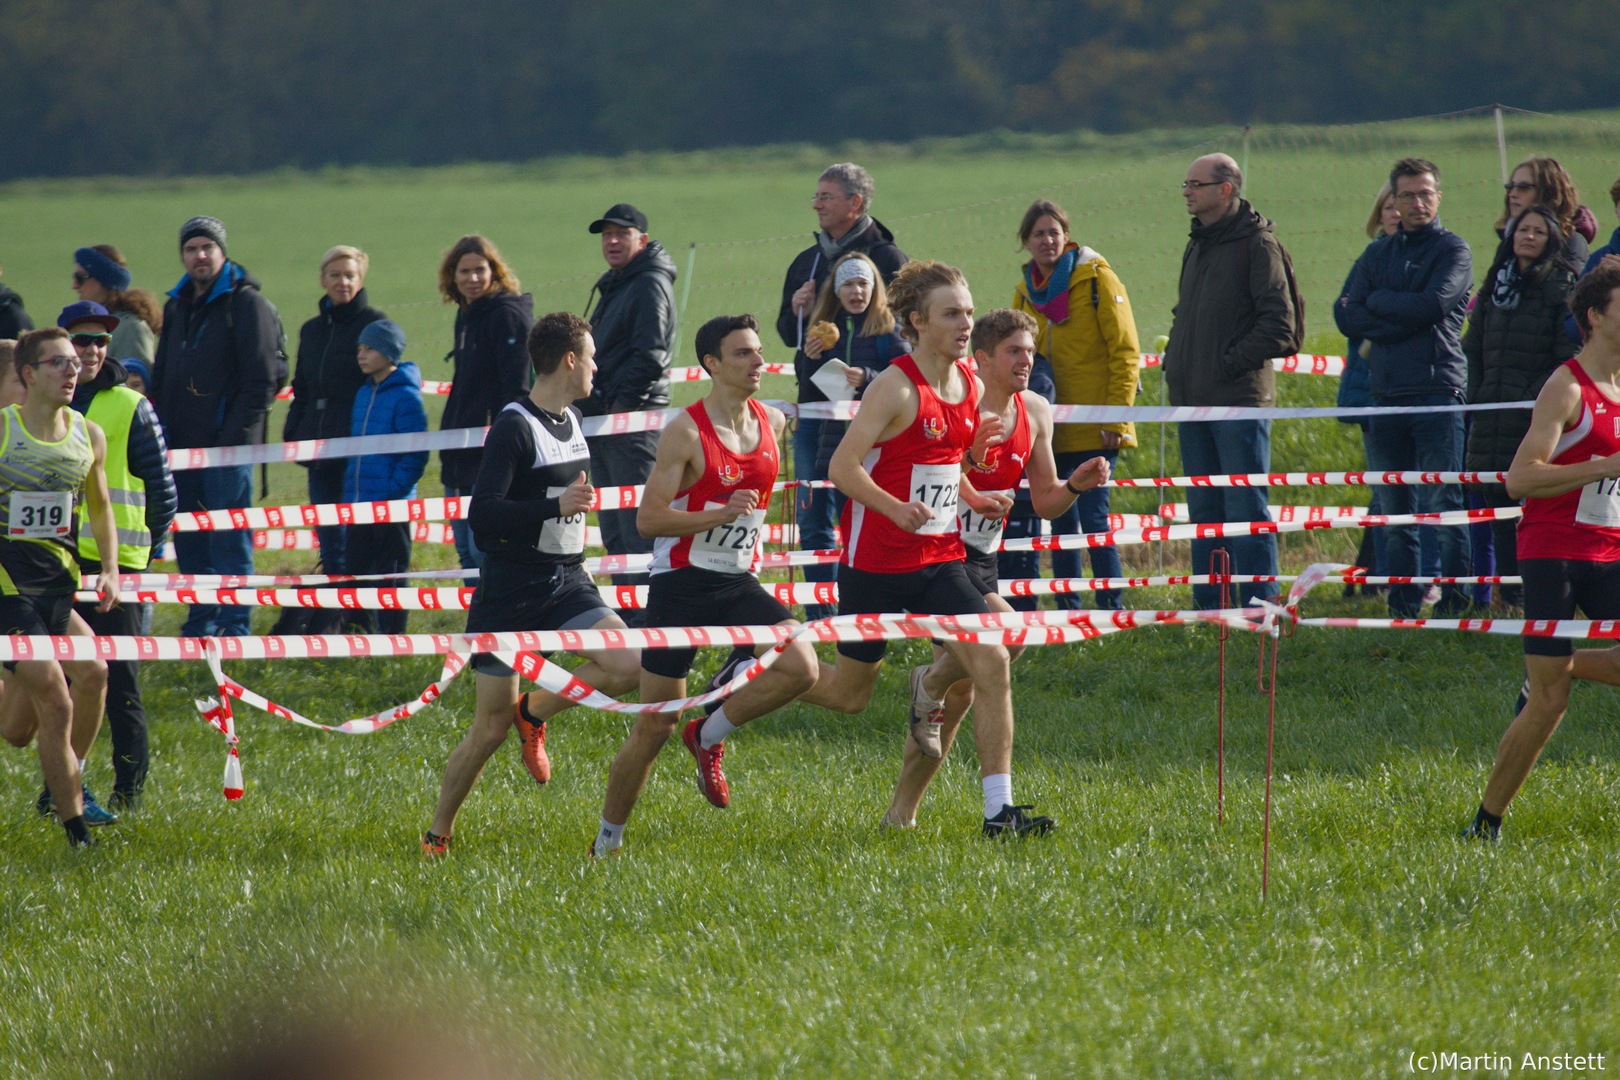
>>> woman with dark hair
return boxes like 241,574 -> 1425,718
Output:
1011,198 -> 1140,611
1464,205 -> 1582,614
70,245 -> 162,363
284,246 -> 386,591
1498,157 -> 1596,268
795,252 -> 908,619
435,235 -> 533,571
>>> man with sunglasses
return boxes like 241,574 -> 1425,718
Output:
53,302 -> 175,813
0,328 -> 122,847
1335,158 -> 1474,618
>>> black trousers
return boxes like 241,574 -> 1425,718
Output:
345,521 -> 413,635
73,595 -> 147,797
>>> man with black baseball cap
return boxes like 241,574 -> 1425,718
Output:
577,203 -> 678,600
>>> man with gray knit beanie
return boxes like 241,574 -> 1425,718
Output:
149,216 -> 286,635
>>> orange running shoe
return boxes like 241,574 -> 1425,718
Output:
513,696 -> 552,784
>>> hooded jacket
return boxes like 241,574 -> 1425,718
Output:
346,361 -> 429,503
580,240 -> 678,415
1463,258 -> 1579,472
776,217 -> 908,349
0,283 -> 33,339
150,261 -> 284,449
1014,244 -> 1140,453
438,290 -> 534,490
1333,218 -> 1472,400
1163,201 -> 1297,408
285,288 -> 387,451
70,356 -> 177,570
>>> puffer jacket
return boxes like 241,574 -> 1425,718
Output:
580,241 -> 677,415
285,288 -> 386,449
346,362 -> 429,503
776,216 -> 908,348
1163,201 -> 1297,408
1463,260 -> 1579,471
0,283 -> 33,338
1014,244 -> 1140,452
1333,219 -> 1472,401
70,356 -> 177,570
438,290 -> 533,490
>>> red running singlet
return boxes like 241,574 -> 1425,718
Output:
842,354 -> 980,573
651,398 -> 779,576
1518,359 -> 1620,562
957,390 -> 1031,555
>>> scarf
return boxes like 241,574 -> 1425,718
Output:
1490,259 -> 1524,312
1021,244 -> 1080,324
817,215 -> 875,261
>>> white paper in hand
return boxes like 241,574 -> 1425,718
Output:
810,358 -> 858,402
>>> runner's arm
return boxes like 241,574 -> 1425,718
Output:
636,414 -> 754,538
1022,395 -> 1110,519
82,422 -> 119,612
1505,367 -> 1620,499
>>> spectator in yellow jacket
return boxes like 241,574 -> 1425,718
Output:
1009,199 -> 1140,609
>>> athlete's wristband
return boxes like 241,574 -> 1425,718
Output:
1064,476 -> 1084,496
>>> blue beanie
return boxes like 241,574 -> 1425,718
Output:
358,319 -> 406,364
75,248 -> 132,292
121,358 -> 152,388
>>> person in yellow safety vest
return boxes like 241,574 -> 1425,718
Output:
57,302 -> 176,815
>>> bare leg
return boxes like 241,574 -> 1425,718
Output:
428,670 -> 520,838
601,671 -> 686,826
0,671 -> 40,748
711,631 -> 818,726
1569,644 -> 1620,687
64,658 -> 107,762
13,660 -> 81,820
938,637 -> 1013,777
1481,652 -> 1573,816
796,652 -> 883,714
517,613 -> 641,721
883,679 -> 973,827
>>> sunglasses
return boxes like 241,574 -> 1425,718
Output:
69,332 -> 110,348
72,270 -> 91,285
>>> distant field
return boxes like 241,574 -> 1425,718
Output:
3,115 -> 1619,1078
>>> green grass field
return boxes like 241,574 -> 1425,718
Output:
2,114 -> 1619,1077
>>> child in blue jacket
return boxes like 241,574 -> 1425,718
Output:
344,319 -> 428,634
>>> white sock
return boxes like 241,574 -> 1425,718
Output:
982,774 -> 1013,819
594,819 -> 624,857
700,706 -> 740,749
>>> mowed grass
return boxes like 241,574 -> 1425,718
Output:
2,116 -> 1620,1077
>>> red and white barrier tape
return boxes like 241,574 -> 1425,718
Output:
1160,503 -> 1369,522
1112,470 -> 1504,489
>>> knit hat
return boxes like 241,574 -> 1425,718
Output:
56,300 -> 120,332
74,247 -> 131,292
179,216 -> 228,256
121,357 -> 152,389
358,319 -> 407,365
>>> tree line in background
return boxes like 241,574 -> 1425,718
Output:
2,0 -> 1615,182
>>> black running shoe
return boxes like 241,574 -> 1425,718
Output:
703,647 -> 755,717
981,803 -> 1056,840
1514,679 -> 1529,717
1461,820 -> 1500,841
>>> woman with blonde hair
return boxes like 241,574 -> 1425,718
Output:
284,245 -> 387,602
435,235 -> 533,570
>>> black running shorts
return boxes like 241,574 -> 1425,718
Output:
464,559 -> 614,676
1519,557 -> 1620,657
0,592 -> 74,671
835,560 -> 990,663
641,567 -> 792,680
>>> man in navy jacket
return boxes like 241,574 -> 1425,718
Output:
1335,159 -> 1473,617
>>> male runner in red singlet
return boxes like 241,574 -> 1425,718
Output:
592,314 -> 818,856
1467,264 -> 1620,839
795,260 -> 1053,838
881,309 -> 1110,828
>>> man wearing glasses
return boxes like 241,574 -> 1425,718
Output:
55,302 -> 175,813
1335,158 -> 1474,618
1162,153 -> 1300,611
148,216 -> 285,636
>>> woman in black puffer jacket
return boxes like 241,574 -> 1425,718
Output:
1464,205 -> 1581,607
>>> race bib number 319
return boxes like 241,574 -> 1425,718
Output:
9,491 -> 72,539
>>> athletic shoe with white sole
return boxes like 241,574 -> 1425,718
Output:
908,664 -> 945,759
981,803 -> 1056,840
681,714 -> 730,809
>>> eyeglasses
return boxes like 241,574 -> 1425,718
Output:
72,270 -> 91,285
30,354 -> 84,373
1394,190 -> 1440,205
1504,181 -> 1537,193
69,333 -> 110,348
811,192 -> 849,204
1181,179 -> 1223,190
